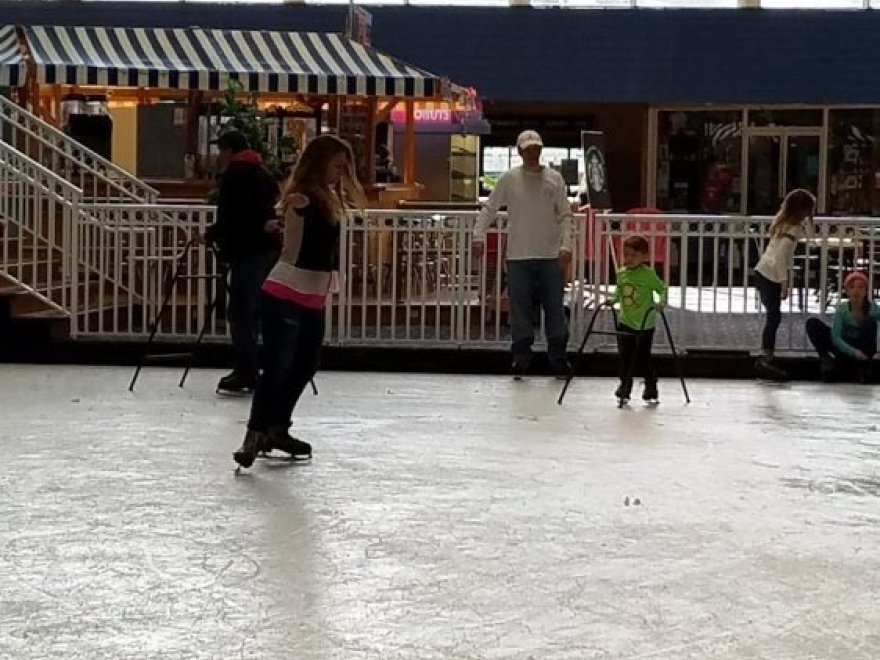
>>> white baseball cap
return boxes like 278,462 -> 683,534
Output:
516,130 -> 543,150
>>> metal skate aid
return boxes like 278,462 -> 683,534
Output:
558,303 -> 690,405
660,309 -> 690,404
557,301 -> 615,405
129,238 -> 224,392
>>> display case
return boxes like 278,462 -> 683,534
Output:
450,134 -> 479,202
480,144 -> 585,197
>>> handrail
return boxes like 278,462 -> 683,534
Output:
0,95 -> 159,202
0,139 -> 82,198
0,139 -> 81,315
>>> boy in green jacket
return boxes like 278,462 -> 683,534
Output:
608,235 -> 668,404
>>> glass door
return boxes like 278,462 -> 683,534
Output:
747,133 -> 782,215
746,127 -> 822,215
786,133 -> 821,195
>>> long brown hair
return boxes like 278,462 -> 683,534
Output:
769,188 -> 815,238
277,134 -> 366,222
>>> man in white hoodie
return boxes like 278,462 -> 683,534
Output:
473,130 -> 574,378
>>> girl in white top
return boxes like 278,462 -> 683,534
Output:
753,188 -> 816,377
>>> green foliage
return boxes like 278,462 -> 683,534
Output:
215,80 -> 297,180
207,80 -> 298,204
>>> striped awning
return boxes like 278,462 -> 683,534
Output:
22,25 -> 441,98
0,26 -> 23,87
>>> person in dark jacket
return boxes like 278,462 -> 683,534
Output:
204,130 -> 281,394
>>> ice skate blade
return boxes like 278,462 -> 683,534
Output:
617,397 -> 630,408
216,388 -> 253,398
754,364 -> 789,383
259,451 -> 312,462
643,399 -> 660,407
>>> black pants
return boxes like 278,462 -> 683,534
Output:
247,294 -> 324,432
806,317 -> 876,380
227,251 -> 278,378
754,271 -> 782,353
617,325 -> 656,385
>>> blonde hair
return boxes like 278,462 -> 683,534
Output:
277,134 -> 366,222
769,188 -> 815,238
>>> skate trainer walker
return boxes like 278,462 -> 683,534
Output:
558,301 -> 691,407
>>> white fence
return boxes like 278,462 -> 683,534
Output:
0,134 -> 201,335
63,207 -> 880,355
588,213 -> 877,353
72,204 -> 217,338
0,139 -> 79,317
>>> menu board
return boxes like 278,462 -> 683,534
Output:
580,131 -> 612,209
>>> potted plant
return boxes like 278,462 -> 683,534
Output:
207,80 -> 297,202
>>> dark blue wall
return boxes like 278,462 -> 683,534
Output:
2,3 -> 879,104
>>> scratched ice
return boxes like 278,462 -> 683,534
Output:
0,364 -> 879,659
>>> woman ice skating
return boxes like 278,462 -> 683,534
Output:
233,135 -> 365,469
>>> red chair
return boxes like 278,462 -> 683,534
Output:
616,207 -> 669,276
483,229 -> 508,323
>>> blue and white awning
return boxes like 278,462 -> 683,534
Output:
0,26 -> 23,87
22,25 -> 441,98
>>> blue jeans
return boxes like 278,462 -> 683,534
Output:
507,258 -> 568,365
227,251 -> 277,378
247,294 -> 324,432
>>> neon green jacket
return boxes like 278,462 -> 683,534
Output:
609,265 -> 668,330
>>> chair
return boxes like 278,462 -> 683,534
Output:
618,207 -> 669,274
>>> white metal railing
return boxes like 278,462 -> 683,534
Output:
586,212 -> 880,353
334,210 -> 508,346
0,96 -> 159,204
73,203 -> 217,339
337,210 -> 880,353
0,139 -> 79,317
1,135 -> 214,335
57,205 -> 880,355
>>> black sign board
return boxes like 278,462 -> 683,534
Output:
579,130 -> 612,210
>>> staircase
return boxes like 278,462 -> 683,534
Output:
0,95 -> 159,205
0,139 -> 80,344
0,96 -> 216,347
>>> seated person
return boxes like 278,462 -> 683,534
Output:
806,271 -> 880,382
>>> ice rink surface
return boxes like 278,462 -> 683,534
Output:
1,365 -> 878,659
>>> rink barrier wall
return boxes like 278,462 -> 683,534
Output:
61,207 -> 880,355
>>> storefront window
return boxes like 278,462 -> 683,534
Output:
655,110 -> 743,214
481,146 -> 511,191
828,109 -> 880,216
480,145 -> 583,195
748,109 -> 823,128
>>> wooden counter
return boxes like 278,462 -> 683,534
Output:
143,178 -> 214,202
366,183 -> 424,208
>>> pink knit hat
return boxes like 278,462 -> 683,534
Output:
844,271 -> 869,288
